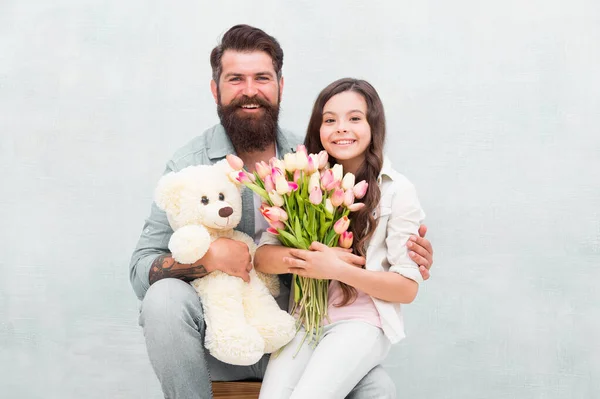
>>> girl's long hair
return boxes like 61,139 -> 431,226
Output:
305,78 -> 386,306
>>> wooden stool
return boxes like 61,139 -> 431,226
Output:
212,381 -> 262,399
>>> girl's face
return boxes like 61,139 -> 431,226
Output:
319,91 -> 372,174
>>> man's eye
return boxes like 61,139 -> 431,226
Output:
256,76 -> 269,81
218,193 -> 225,201
201,196 -> 209,205
229,77 -> 241,82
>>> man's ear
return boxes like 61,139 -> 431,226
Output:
210,80 -> 218,104
278,76 -> 284,101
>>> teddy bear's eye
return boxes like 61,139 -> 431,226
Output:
218,193 -> 225,201
201,196 -> 209,205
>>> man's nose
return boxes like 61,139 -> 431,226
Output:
242,78 -> 258,97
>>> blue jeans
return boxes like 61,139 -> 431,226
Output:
139,278 -> 397,399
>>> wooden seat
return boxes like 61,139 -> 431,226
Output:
212,381 -> 262,399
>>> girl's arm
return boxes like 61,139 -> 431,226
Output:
335,264 -> 418,304
285,242 -> 417,303
254,243 -> 295,274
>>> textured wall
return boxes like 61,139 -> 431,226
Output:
1,1 -> 599,398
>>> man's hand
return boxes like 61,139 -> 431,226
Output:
408,225 -> 434,281
203,237 -> 252,282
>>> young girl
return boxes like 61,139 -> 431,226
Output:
255,78 -> 426,398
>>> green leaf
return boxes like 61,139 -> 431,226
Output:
246,184 -> 269,201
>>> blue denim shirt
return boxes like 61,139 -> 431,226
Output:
129,124 -> 302,300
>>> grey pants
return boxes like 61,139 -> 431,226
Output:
139,278 -> 397,399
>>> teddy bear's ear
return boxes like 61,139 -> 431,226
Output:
154,171 -> 185,215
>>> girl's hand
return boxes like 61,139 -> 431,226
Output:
284,241 -> 365,280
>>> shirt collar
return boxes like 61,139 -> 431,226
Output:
377,155 -> 394,185
206,124 -> 296,160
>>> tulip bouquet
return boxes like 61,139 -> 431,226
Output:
226,146 -> 368,347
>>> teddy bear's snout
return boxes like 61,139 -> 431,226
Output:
218,206 -> 234,218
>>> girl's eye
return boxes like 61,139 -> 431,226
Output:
218,193 -> 225,201
350,116 -> 361,122
201,196 -> 209,205
324,118 -> 335,123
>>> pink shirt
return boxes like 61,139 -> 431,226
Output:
323,280 -> 381,328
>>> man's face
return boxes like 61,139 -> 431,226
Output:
211,50 -> 284,153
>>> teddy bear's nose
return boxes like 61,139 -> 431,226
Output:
219,206 -> 233,218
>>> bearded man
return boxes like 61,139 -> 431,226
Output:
129,24 -> 434,399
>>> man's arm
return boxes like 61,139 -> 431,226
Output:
148,254 -> 210,285
148,238 -> 253,286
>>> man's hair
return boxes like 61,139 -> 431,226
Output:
210,24 -> 284,84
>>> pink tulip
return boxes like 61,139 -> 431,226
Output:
275,174 -> 290,195
255,161 -> 271,179
347,202 -> 366,212
295,150 -> 308,170
353,180 -> 368,199
325,199 -> 334,214
306,154 -> 318,174
268,190 -> 284,207
333,216 -> 350,234
343,189 -> 355,207
318,150 -> 329,169
331,164 -> 343,182
226,154 -> 244,170
264,175 -> 275,193
288,181 -> 299,192
320,169 -> 338,191
339,231 -> 354,249
270,157 -> 285,171
261,206 -> 288,223
233,171 -> 252,184
284,153 -> 297,172
309,186 -> 323,205
330,188 -> 344,207
308,172 -> 320,192
296,144 -> 308,156
293,169 -> 302,184
267,227 -> 280,235
342,173 -> 355,190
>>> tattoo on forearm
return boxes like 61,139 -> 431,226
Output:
149,254 -> 209,285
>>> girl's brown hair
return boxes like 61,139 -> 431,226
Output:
305,78 -> 386,306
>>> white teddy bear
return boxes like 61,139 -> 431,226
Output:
154,159 -> 296,366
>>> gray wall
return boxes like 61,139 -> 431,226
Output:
1,1 -> 599,398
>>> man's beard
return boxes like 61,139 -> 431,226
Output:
217,94 -> 280,153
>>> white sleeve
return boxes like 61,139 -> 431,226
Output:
386,179 -> 426,284
257,230 -> 282,248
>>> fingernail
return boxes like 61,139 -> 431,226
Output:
409,252 -> 415,258
409,236 -> 417,242
407,241 -> 413,248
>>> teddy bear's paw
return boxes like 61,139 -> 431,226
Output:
169,225 -> 211,264
205,325 -> 265,366
248,310 -> 297,353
